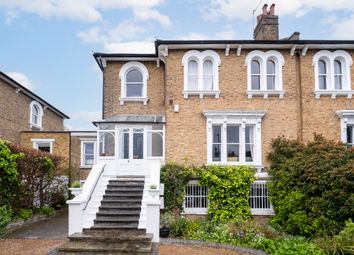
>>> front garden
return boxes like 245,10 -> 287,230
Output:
0,140 -> 67,233
161,135 -> 354,255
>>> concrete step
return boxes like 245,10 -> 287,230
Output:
107,183 -> 144,188
91,223 -> 139,229
106,187 -> 144,192
83,228 -> 146,236
68,232 -> 152,242
100,200 -> 142,207
94,217 -> 139,223
98,205 -> 141,210
103,193 -> 143,199
97,210 -> 141,216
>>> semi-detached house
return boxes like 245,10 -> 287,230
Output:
65,4 -> 354,246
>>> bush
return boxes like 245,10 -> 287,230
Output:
268,135 -> 354,237
17,208 -> 33,220
199,165 -> 255,222
38,205 -> 55,216
70,180 -> 81,188
0,140 -> 23,206
9,144 -> 66,211
160,163 -> 195,214
0,205 -> 12,229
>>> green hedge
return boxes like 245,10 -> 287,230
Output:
268,135 -> 354,237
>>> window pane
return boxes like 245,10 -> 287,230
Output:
126,69 -> 142,82
334,60 -> 342,74
267,75 -> 275,90
227,144 -> 239,162
99,132 -> 115,157
133,132 -> 144,159
188,60 -> 198,74
126,83 -> 143,97
266,60 -> 275,74
37,143 -> 50,153
203,75 -> 213,90
319,76 -> 326,90
251,75 -> 260,90
203,60 -> 213,74
245,144 -> 254,162
318,60 -> 326,74
347,125 -> 353,146
188,75 -> 198,90
245,126 -> 254,162
227,126 -> 239,143
84,143 -> 94,154
212,144 -> 221,162
335,76 -> 342,90
85,155 -> 94,165
212,126 -> 221,143
251,60 -> 260,74
147,132 -> 163,157
245,126 -> 254,143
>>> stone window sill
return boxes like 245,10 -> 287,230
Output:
314,90 -> 353,99
119,97 -> 149,105
247,90 -> 285,99
183,90 -> 220,99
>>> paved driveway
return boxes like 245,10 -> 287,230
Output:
4,209 -> 68,240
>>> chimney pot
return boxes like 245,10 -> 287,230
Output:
262,4 -> 268,15
269,4 -> 275,15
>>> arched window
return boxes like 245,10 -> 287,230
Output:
126,69 -> 143,97
318,60 -> 327,90
203,60 -> 214,90
334,60 -> 342,90
29,101 -> 43,129
119,61 -> 149,105
266,60 -> 276,90
188,60 -> 198,90
251,60 -> 261,90
313,50 -> 353,98
245,50 -> 284,98
182,50 -> 221,98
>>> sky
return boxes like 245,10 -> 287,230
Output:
1,0 -> 354,130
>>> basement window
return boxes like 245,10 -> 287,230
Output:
31,138 -> 54,153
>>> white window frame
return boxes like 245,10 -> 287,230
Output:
31,138 -> 55,153
313,50 -> 353,99
245,50 -> 285,98
181,50 -> 221,99
336,110 -> 354,147
204,110 -> 266,166
250,180 -> 274,215
118,61 -> 149,105
183,180 -> 208,215
80,140 -> 97,168
29,101 -> 43,129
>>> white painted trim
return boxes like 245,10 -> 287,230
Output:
181,50 -> 221,95
183,90 -> 220,99
31,138 -> 55,153
80,140 -> 97,168
313,50 -> 353,94
247,90 -> 285,99
245,50 -> 284,95
118,61 -> 149,105
29,101 -> 43,130
336,110 -> 354,144
71,132 -> 96,137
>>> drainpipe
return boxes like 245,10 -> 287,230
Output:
295,51 -> 303,142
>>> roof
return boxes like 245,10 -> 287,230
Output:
0,71 -> 70,119
93,114 -> 165,125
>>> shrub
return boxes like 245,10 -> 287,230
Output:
268,135 -> 354,237
160,163 -> 195,214
38,205 -> 55,216
17,208 -> 33,220
199,165 -> 255,222
0,205 -> 12,229
0,140 -> 23,206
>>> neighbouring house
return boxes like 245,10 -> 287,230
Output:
65,4 -> 354,249
0,71 -> 97,180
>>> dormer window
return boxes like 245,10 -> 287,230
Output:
182,50 -> 221,98
29,101 -> 43,129
119,61 -> 149,105
246,50 -> 285,98
313,50 -> 353,99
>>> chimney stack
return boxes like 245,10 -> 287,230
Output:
254,3 -> 279,40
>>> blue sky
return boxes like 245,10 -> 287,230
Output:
1,0 -> 354,130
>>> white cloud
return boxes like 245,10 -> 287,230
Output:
176,32 -> 209,40
133,8 -> 172,28
202,0 -> 354,21
215,25 -> 237,39
6,72 -> 34,90
70,111 -> 102,122
0,0 -> 169,26
330,14 -> 354,39
65,110 -> 102,131
104,41 -> 155,53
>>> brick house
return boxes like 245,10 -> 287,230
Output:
0,71 -> 96,180
65,4 -> 354,247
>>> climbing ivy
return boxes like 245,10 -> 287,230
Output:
199,165 -> 255,222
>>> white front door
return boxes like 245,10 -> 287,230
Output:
117,127 -> 146,176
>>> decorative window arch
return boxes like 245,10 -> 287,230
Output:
313,50 -> 353,99
245,50 -> 285,98
119,61 -> 149,105
29,101 -> 43,129
181,50 -> 221,98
